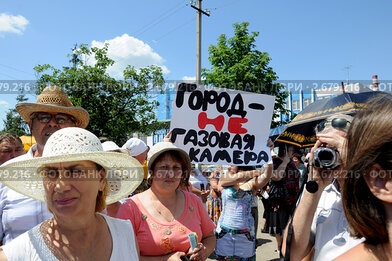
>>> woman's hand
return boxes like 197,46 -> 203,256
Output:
308,140 -> 334,189
200,190 -> 209,203
188,243 -> 208,261
163,130 -> 173,143
316,128 -> 347,160
166,251 -> 186,261
267,138 -> 274,150
308,128 -> 347,189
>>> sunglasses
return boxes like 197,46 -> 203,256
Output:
316,118 -> 351,133
32,112 -> 76,124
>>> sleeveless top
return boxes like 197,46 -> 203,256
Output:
1,214 -> 139,261
218,186 -> 254,232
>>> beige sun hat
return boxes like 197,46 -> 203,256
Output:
0,127 -> 143,204
147,142 -> 191,172
16,86 -> 89,128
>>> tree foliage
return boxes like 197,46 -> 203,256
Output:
1,94 -> 29,136
34,44 -> 164,145
202,22 -> 288,128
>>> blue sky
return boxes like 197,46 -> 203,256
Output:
1,0 -> 391,129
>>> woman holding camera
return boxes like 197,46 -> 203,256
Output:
282,114 -> 365,261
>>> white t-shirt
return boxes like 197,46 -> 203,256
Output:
1,214 -> 139,261
310,180 -> 364,261
189,168 -> 208,191
189,169 -> 208,205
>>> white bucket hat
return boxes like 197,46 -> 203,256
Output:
102,141 -> 121,152
147,142 -> 191,172
0,127 -> 143,204
122,138 -> 148,156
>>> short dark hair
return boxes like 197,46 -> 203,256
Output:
278,143 -> 295,158
148,150 -> 190,186
237,165 -> 256,172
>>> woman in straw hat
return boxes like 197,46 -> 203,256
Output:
0,86 -> 89,245
0,127 -> 144,260
117,141 -> 216,261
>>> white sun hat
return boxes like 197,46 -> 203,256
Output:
102,141 -> 121,152
122,138 -> 148,156
0,127 -> 143,204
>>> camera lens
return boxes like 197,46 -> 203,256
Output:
313,147 -> 340,169
318,149 -> 335,167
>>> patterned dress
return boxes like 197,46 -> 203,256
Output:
207,170 -> 222,224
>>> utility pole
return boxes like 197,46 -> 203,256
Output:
190,1 -> 210,85
343,65 -> 352,84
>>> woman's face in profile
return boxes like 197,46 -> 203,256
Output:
42,160 -> 105,218
151,153 -> 183,191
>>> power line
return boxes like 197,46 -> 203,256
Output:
209,0 -> 241,11
133,1 -> 189,37
0,63 -> 33,76
0,71 -> 18,80
154,17 -> 196,41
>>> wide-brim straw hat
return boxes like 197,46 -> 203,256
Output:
16,86 -> 89,128
0,127 -> 143,204
147,142 -> 191,173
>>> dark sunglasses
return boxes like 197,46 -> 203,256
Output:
31,112 -> 76,124
316,118 -> 351,133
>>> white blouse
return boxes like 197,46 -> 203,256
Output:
1,214 -> 139,261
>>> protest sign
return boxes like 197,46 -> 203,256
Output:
170,83 -> 275,166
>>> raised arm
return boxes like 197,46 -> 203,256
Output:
271,155 -> 290,181
249,163 -> 273,193
219,169 -> 262,188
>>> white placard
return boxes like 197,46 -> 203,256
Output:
170,83 -> 275,166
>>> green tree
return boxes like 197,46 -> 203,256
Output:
202,22 -> 288,128
1,94 -> 29,136
34,44 -> 164,144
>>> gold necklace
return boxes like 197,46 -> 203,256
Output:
153,195 -> 178,222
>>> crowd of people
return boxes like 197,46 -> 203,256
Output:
0,85 -> 391,261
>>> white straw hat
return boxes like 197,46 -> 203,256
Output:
147,142 -> 191,172
0,127 -> 143,204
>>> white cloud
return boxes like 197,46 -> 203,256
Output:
0,13 -> 29,35
87,34 -> 169,78
0,100 -> 9,106
182,76 -> 196,82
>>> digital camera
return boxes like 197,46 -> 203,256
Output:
312,146 -> 341,169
